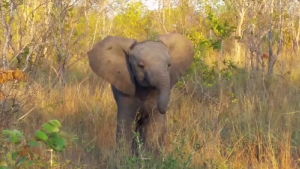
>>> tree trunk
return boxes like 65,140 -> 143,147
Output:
235,9 -> 245,64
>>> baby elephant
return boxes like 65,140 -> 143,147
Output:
87,33 -> 195,155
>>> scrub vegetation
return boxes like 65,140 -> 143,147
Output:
1,0 -> 300,168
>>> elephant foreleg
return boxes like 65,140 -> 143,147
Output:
116,111 -> 137,154
142,110 -> 167,155
112,86 -> 141,155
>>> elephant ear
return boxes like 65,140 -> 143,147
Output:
87,36 -> 137,96
157,33 -> 195,88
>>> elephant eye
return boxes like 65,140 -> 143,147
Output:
137,62 -> 144,69
168,63 -> 171,67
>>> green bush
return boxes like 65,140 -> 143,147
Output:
0,119 -> 68,168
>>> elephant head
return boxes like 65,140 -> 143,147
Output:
87,33 -> 194,114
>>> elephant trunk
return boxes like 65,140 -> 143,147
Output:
153,71 -> 171,114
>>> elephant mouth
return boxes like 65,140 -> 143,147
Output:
136,78 -> 152,87
136,72 -> 153,87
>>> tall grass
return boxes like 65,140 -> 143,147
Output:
2,50 -> 300,168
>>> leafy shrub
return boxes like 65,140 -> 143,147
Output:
0,119 -> 67,168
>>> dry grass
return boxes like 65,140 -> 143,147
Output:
1,52 -> 300,169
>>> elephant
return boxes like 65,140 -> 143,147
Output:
87,33 -> 195,156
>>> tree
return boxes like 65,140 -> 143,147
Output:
112,1 -> 150,40
223,0 -> 253,64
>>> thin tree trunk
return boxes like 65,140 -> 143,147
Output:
293,9 -> 300,53
267,0 -> 283,75
0,1 -> 16,70
235,9 -> 245,63
218,41 -> 224,103
159,0 -> 168,33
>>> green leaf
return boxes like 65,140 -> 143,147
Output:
1,130 -> 10,137
9,134 -> 20,144
47,135 -> 66,152
28,140 -> 39,147
12,151 -> 18,160
12,130 -> 24,139
8,130 -> 24,144
35,130 -> 48,141
42,123 -> 59,133
26,160 -> 34,166
42,123 -> 54,133
49,119 -> 61,128
16,156 -> 26,167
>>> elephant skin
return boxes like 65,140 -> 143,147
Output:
87,33 -> 195,156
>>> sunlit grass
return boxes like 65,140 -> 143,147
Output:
2,51 -> 300,168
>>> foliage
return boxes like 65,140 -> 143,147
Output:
0,120 -> 67,168
0,68 -> 31,130
113,2 -> 150,40
185,57 -> 239,88
0,0 -> 300,168
0,69 -> 27,84
206,6 -> 236,50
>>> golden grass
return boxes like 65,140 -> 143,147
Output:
1,52 -> 300,168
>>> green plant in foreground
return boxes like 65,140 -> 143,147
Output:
0,119 -> 67,168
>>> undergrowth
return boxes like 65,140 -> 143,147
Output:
0,54 -> 300,169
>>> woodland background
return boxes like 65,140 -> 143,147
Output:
1,0 -> 300,168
